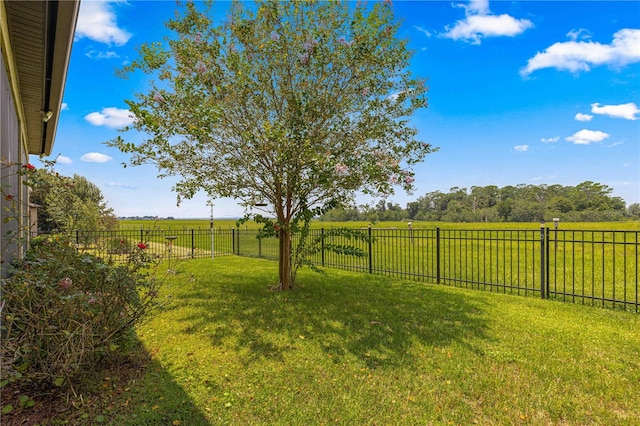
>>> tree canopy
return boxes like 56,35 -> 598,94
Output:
109,0 -> 435,289
30,167 -> 117,233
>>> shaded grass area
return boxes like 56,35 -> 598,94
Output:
0,352 -> 210,426
103,256 -> 640,425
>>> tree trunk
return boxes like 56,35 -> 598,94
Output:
278,228 -> 293,290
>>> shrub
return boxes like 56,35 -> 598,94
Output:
105,236 -> 136,254
1,235 -> 161,392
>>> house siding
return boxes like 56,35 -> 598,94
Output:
1,51 -> 28,275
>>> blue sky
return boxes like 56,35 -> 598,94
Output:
38,0 -> 640,218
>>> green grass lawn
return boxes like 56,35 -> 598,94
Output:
104,256 -> 640,425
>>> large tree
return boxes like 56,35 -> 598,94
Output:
110,0 -> 435,289
30,167 -> 117,233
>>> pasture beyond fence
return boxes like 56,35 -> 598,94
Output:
54,226 -> 639,312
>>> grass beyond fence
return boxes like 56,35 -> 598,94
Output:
232,226 -> 639,311
105,257 -> 640,425
52,224 -> 639,312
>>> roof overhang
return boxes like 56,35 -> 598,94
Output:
3,0 -> 79,156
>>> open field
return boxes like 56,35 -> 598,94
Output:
103,256 -> 640,425
119,219 -> 640,231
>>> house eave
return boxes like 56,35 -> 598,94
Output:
3,0 -> 79,157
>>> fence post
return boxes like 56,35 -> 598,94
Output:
368,226 -> 373,274
321,228 -> 325,267
546,226 -> 550,299
436,227 -> 441,284
75,230 -> 80,251
232,229 -> 235,255
210,227 -> 215,259
191,229 -> 195,259
540,222 -> 546,299
258,235 -> 262,258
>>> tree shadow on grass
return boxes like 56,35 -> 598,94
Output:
102,346 -> 213,426
0,341 -> 211,426
110,362 -> 213,425
174,257 -> 490,370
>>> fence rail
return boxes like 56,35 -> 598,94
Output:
34,226 -> 639,312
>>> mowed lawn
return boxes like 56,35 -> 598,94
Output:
108,256 -> 640,425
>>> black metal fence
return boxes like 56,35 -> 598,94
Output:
57,228 -> 236,260
35,226 -> 639,312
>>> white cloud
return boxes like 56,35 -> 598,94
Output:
468,0 -> 489,15
387,87 -> 419,102
86,50 -> 120,60
60,103 -> 69,111
565,129 -> 609,145
414,26 -> 432,37
445,15 -> 533,44
85,107 -> 134,128
105,182 -> 137,190
81,153 -> 113,163
443,1 -> 532,44
567,28 -> 591,42
574,113 -> 593,122
55,155 -> 73,164
521,28 -> 640,76
541,136 -> 559,143
591,102 -> 640,120
513,145 -> 529,152
75,1 -> 131,46
455,0 -> 489,16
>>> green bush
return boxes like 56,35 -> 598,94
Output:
1,235 -> 161,391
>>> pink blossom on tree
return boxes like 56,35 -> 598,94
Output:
298,52 -> 310,65
335,163 -> 349,176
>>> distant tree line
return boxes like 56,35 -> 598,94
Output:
319,182 -> 640,222
118,216 -> 173,221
